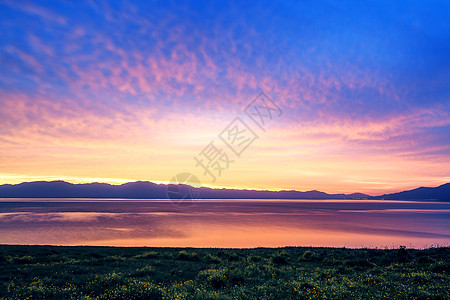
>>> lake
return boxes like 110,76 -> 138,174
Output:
0,199 -> 449,248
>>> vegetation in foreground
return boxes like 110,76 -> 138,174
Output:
0,245 -> 448,299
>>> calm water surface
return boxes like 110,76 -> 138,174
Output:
0,199 -> 449,248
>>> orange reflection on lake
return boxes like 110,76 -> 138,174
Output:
0,199 -> 448,248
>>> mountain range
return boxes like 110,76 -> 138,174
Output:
0,181 -> 448,200
371,183 -> 450,201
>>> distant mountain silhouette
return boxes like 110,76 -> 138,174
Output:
0,181 -> 168,199
0,180 -> 370,199
371,183 -> 450,201
1,181 -> 447,200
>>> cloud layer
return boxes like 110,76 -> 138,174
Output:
0,0 -> 449,194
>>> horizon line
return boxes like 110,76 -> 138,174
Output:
2,179 -> 449,197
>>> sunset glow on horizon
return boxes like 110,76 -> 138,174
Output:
1,0 -> 449,195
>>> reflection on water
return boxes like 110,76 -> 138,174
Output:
0,199 -> 448,248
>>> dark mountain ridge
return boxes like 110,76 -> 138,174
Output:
0,181 -> 448,200
371,183 -> 450,201
0,180 -> 368,199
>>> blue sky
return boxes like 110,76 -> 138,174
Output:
0,0 -> 449,193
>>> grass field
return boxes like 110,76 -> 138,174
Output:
0,245 -> 448,299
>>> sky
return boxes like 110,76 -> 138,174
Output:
0,0 -> 449,195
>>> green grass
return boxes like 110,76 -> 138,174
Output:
0,245 -> 448,299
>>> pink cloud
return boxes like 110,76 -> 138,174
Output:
3,1 -> 67,25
